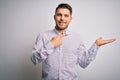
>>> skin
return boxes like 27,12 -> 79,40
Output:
51,8 -> 116,48
54,8 -> 72,33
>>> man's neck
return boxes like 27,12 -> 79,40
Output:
55,26 -> 66,34
57,30 -> 64,34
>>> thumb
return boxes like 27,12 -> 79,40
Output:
98,37 -> 102,40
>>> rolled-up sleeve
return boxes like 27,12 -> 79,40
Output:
77,42 -> 99,68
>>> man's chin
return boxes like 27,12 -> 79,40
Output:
55,26 -> 68,30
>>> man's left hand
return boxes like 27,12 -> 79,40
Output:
95,37 -> 116,46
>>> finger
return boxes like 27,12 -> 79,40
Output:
99,37 -> 102,40
103,38 -> 116,44
97,37 -> 102,41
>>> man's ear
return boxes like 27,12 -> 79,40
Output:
70,16 -> 72,22
71,16 -> 72,21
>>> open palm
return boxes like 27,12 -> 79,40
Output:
96,37 -> 116,46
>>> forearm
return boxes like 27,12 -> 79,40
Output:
78,42 -> 99,68
31,41 -> 54,64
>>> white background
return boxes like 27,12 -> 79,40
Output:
0,0 -> 120,80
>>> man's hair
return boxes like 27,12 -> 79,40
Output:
55,3 -> 72,15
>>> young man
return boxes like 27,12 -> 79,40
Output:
31,3 -> 115,80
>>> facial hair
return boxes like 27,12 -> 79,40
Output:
55,25 -> 68,31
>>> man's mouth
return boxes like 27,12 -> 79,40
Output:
59,22 -> 66,24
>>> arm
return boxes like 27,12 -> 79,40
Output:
31,33 -> 54,64
78,37 -> 116,68
31,32 -> 67,64
77,42 -> 99,68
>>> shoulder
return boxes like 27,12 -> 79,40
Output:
38,29 -> 54,35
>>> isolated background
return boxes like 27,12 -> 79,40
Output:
0,0 -> 120,80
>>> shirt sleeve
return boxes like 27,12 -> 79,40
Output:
31,33 -> 54,64
77,42 -> 99,68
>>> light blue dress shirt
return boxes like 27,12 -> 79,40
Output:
31,28 -> 99,80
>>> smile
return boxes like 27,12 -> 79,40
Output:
59,22 -> 66,24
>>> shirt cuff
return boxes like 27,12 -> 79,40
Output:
89,42 -> 100,54
90,42 -> 100,54
94,42 -> 100,50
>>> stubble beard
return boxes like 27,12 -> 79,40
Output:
55,25 -> 68,31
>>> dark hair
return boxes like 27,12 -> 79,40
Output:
55,3 -> 72,15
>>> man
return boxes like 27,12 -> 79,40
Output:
31,3 -> 116,80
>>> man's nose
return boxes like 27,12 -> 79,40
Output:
60,15 -> 65,20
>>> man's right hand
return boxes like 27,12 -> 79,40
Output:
51,33 -> 68,48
